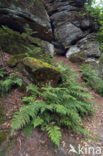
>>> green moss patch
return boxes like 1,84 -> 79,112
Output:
8,54 -> 26,67
0,26 -> 42,55
23,57 -> 61,86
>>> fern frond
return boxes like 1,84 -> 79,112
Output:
26,84 -> 39,96
22,96 -> 36,104
46,123 -> 62,147
11,102 -> 45,132
32,117 -> 44,128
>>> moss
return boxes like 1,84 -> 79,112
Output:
0,132 -> 6,145
23,57 -> 61,86
23,57 -> 60,72
0,27 -> 42,55
8,54 -> 26,67
69,51 -> 86,63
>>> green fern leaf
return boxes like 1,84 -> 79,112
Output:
46,123 -> 62,147
33,117 -> 44,128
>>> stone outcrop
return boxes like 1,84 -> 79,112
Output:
66,33 -> 101,63
0,0 -> 53,41
45,0 -> 97,49
0,0 -> 101,77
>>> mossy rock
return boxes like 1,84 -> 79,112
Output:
69,51 -> 87,63
0,27 -> 42,55
8,54 -> 26,67
0,132 -> 6,145
23,57 -> 61,86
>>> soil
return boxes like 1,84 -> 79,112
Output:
0,55 -> 103,156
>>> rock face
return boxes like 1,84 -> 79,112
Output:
0,0 -> 101,77
45,0 -> 97,49
23,57 -> 61,86
0,0 -> 53,41
55,23 -> 83,48
66,33 -> 101,63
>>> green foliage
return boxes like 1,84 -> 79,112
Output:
23,124 -> 33,137
80,64 -> 103,96
33,117 -> 44,128
85,1 -> 103,52
0,74 -> 22,96
0,26 -> 29,54
11,64 -> 95,146
0,25 -> 52,64
46,123 -> 62,147
0,68 -> 7,79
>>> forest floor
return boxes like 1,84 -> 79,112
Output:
0,54 -> 103,156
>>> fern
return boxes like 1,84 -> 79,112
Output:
80,64 -> 103,96
11,101 -> 45,132
0,68 -> 7,79
22,96 -> 36,104
26,83 -> 40,96
32,117 -> 44,128
46,123 -> 62,147
23,124 -> 33,137
11,64 -> 95,146
0,74 -> 22,96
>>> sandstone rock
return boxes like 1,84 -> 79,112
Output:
66,33 -> 101,63
67,51 -> 86,63
45,0 -> 97,49
23,57 -> 61,86
55,23 -> 83,48
41,41 -> 55,57
66,45 -> 80,58
0,0 -> 52,41
45,0 -> 86,15
77,33 -> 101,58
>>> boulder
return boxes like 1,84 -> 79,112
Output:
23,57 -> 61,86
77,33 -> 101,58
82,56 -> 103,79
45,0 -> 86,15
41,40 -> 55,57
55,23 -> 83,48
0,0 -> 52,41
66,33 -> 101,63
45,0 -> 97,49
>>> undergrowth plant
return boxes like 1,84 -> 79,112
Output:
0,68 -> 7,79
85,1 -> 103,52
24,24 -> 53,64
11,64 -> 95,146
80,64 -> 103,96
0,74 -> 22,96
